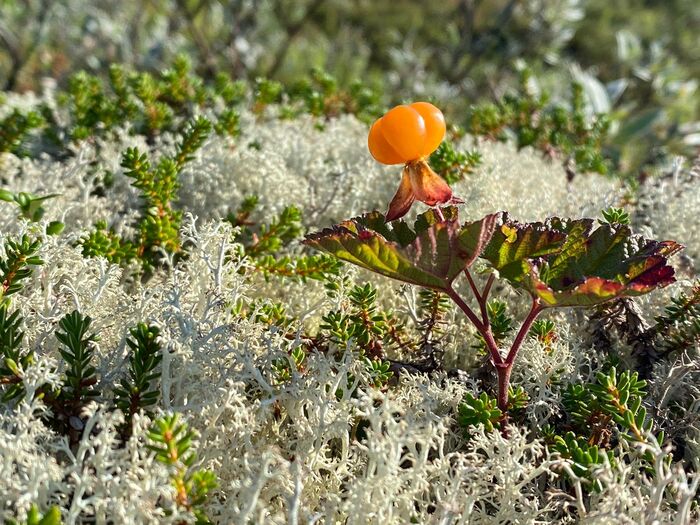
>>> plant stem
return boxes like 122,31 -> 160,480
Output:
445,285 -> 503,366
495,363 -> 512,412
446,282 -> 544,413
494,299 -> 543,412
445,285 -> 484,332
505,298 -> 543,364
482,274 -> 495,303
464,269 -> 482,302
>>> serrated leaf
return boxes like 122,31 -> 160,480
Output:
482,215 -> 682,308
304,207 -> 500,291
481,213 -> 568,284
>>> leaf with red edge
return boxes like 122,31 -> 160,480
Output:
304,207 -> 500,291
481,215 -> 683,308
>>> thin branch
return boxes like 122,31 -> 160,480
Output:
464,269 -> 482,302
445,285 -> 483,331
445,285 -> 504,365
482,273 -> 495,303
505,297 -> 543,365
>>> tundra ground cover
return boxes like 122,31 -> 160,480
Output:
0,66 -> 699,524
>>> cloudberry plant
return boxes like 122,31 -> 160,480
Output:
306,102 -> 683,418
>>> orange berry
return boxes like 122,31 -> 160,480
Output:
380,105 -> 426,162
409,102 -> 446,157
368,118 -> 404,165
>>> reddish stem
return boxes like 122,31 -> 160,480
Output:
446,280 -> 544,413
505,298 -> 543,365
495,363 -> 512,413
482,273 -> 495,303
464,269 -> 482,302
445,285 -> 503,366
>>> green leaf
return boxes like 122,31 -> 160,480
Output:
46,221 -> 65,236
304,207 -> 500,291
481,213 -> 568,284
38,507 -> 62,525
482,215 -> 682,308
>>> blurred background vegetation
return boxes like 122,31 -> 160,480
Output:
1,0 -> 699,178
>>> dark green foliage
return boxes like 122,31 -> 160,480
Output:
229,197 -> 342,282
214,108 -> 241,137
0,189 -> 59,223
55,310 -> 99,404
62,71 -> 128,140
653,282 -> 700,354
251,69 -> 383,122
416,289 -> 451,359
252,253 -> 342,281
0,236 -> 42,402
429,140 -> 482,184
173,116 -> 212,169
468,70 -> 611,176
213,73 -> 247,105
0,234 -> 43,305
551,366 -> 664,491
147,414 -> 217,522
272,346 -> 306,384
319,283 -> 407,359
0,108 -> 43,155
457,392 -> 502,434
321,283 -> 384,356
158,55 -> 207,109
235,299 -> 295,330
601,206 -> 631,226
529,318 -> 557,347
237,204 -> 303,257
457,387 -> 528,438
81,117 -> 212,269
0,304 -> 31,402
45,221 -> 65,236
114,324 -> 162,432
507,385 -> 529,413
121,145 -> 184,260
552,431 -> 614,491
363,357 -> 393,388
58,55 -> 208,140
563,366 -> 656,444
79,221 -> 139,265
254,78 -> 284,109
473,300 -> 513,352
227,195 -> 259,227
590,367 -> 654,442
285,68 -> 383,122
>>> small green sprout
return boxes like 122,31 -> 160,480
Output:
601,206 -> 630,225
